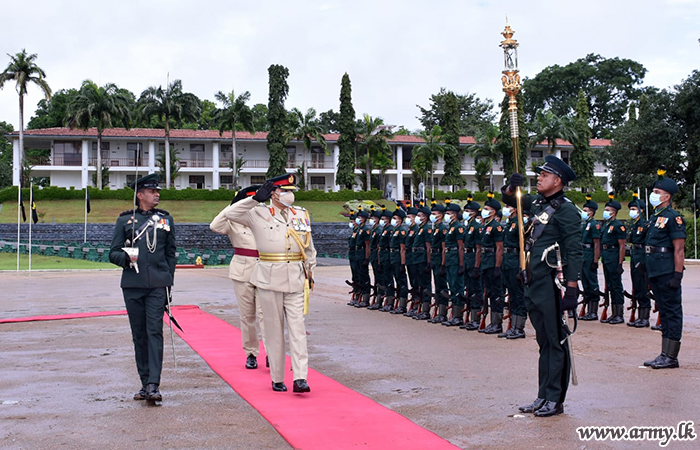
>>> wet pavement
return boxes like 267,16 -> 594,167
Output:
1,263 -> 699,449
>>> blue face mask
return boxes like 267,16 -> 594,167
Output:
481,209 -> 491,219
405,217 -> 413,226
649,192 -> 663,207
349,222 -> 354,229
629,210 -> 639,219
378,219 -> 385,227
444,214 -> 453,224
462,211 -> 472,220
603,210 -> 612,220
390,218 -> 398,227
369,218 -> 376,226
355,217 -> 362,225
523,216 -> 529,224
429,214 -> 438,223
502,208 -> 512,218
581,211 -> 589,221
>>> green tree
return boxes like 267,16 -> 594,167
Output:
266,64 -> 290,178
0,121 -> 13,188
0,49 -> 52,187
522,54 -> 646,138
570,90 -> 596,188
66,80 -> 132,189
250,103 -> 269,132
137,79 -> 200,187
471,123 -> 500,191
417,87 -> 495,136
91,165 -> 110,189
411,125 -> 451,197
27,88 -> 78,129
196,99 -> 217,130
214,89 -> 255,188
317,109 -> 340,133
528,109 -> 577,155
672,70 -> 700,195
336,73 -> 358,189
497,93 -> 528,178
474,159 -> 491,192
357,114 -> 393,191
289,107 -> 328,189
440,91 -> 464,189
156,145 -> 181,187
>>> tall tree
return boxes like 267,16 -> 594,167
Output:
317,109 -> 340,134
440,91 -> 464,189
27,88 -> 78,129
570,90 -> 596,188
336,73 -> 358,189
214,89 -> 255,188
471,123 -> 500,191
357,114 -> 393,191
417,87 -> 495,137
672,70 -> 700,194
0,49 -> 52,187
497,93 -> 528,178
251,103 -> 269,132
522,54 -> 646,138
137,79 -> 200,187
266,64 -> 290,178
528,109 -> 577,155
411,125 -> 451,196
289,107 -> 328,189
0,121 -> 13,188
66,80 -> 132,189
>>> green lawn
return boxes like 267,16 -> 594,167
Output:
0,252 -> 118,270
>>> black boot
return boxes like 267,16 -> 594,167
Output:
463,310 -> 480,330
380,297 -> 395,312
357,293 -> 370,308
507,315 -> 527,339
442,307 -> 464,327
145,383 -> 162,402
635,307 -> 650,328
484,312 -> 503,334
581,300 -> 598,321
403,297 -> 419,317
607,304 -> 625,324
414,301 -> 432,320
651,338 -> 680,369
390,297 -> 408,314
429,304 -> 448,323
368,294 -> 383,310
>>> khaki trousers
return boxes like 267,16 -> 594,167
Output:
257,288 -> 308,383
231,280 -> 265,357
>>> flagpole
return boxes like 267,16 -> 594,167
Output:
84,187 -> 88,244
29,182 -> 33,272
694,182 -> 697,260
16,185 -> 21,272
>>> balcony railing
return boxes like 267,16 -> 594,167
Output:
26,156 -> 52,166
90,158 -> 144,167
177,159 -> 212,168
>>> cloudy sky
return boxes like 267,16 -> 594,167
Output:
1,0 -> 698,132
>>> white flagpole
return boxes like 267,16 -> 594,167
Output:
16,185 -> 21,272
29,182 -> 33,272
644,188 -> 649,221
84,187 -> 88,244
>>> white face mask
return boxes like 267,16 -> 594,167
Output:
481,209 -> 491,219
581,211 -> 589,220
369,218 -> 377,226
429,214 -> 438,223
523,216 -> 529,224
415,216 -> 424,225
649,192 -> 663,207
405,217 -> 413,226
390,218 -> 398,227
502,208 -> 512,218
444,214 -> 453,224
279,191 -> 295,207
462,211 -> 472,220
348,222 -> 354,229
603,210 -> 612,220
629,210 -> 639,219
355,217 -> 362,225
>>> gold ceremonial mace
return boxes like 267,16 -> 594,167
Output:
499,19 -> 526,276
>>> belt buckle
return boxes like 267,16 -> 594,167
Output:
645,245 -> 651,253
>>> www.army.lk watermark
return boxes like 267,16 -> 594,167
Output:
577,421 -> 696,447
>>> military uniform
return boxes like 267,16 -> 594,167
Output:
500,210 -> 527,339
462,200 -> 483,331
478,196 -> 504,334
411,205 -> 433,320
109,173 -> 176,402
580,195 -> 601,321
355,209 -> 372,307
428,203 -> 449,323
377,211 -> 395,311
402,205 -> 420,316
600,195 -> 627,324
627,196 -> 651,327
442,202 -> 466,327
367,207 -> 384,308
347,213 -> 360,306
226,175 -> 316,393
387,210 -> 409,314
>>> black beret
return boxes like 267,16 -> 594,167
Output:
583,194 -> 598,211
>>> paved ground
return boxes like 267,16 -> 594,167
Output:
1,263 -> 699,450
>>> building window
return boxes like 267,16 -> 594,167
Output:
310,146 -> 325,168
54,141 -> 82,166
310,176 -> 325,185
127,142 -> 143,166
286,146 -> 296,168
221,144 -> 233,160
531,149 -> 543,159
126,174 -> 136,188
560,150 -> 570,165
220,175 -> 233,184
251,175 -> 266,185
91,141 -> 110,161
189,175 -> 205,189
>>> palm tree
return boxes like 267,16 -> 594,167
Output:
66,80 -> 131,189
156,146 -> 180,186
411,125 -> 453,197
214,89 -> 255,189
289,107 -> 328,189
528,109 -> 577,155
137,79 -> 200,188
471,123 -> 500,191
357,114 -> 393,191
0,49 -> 51,187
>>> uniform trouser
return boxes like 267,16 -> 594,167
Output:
446,264 -> 465,307
602,261 -> 624,305
466,266 -> 484,310
370,258 -> 381,290
350,258 -> 359,289
407,263 -> 419,294
432,260 -> 448,305
231,279 -> 265,357
392,261 -> 408,299
581,251 -> 600,302
123,287 -> 165,387
649,273 -> 683,341
481,267 -> 504,313
416,262 -> 432,298
257,288 -> 308,383
504,266 -> 526,317
357,256 -> 371,294
381,256 -> 394,298
525,274 -> 570,403
630,252 -> 651,309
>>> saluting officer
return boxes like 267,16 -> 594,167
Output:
579,194 -> 602,321
210,185 -> 266,370
413,204 -> 434,320
499,202 -> 527,339
387,208 -> 409,314
600,193 -> 627,325
504,155 -> 583,417
441,199 -> 466,327
428,200 -> 449,323
109,173 -> 176,403
643,169 -> 686,369
368,206 -> 384,307
226,174 -> 317,393
627,193 -> 652,328
479,193 -> 505,335
354,206 -> 372,308
462,197 -> 483,331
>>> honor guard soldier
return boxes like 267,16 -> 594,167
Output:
504,155 -> 583,417
441,199 -> 466,327
643,168 -> 686,369
226,174 -> 317,393
579,194 -> 602,321
387,208 -> 409,314
403,202 -> 421,317
368,206 -> 384,307
499,202 -> 527,339
413,204 -> 434,320
478,192 -> 505,334
210,185 -> 266,370
627,194 -> 651,327
354,206 -> 372,308
428,200 -> 449,323
346,210 -> 359,306
461,197 -> 483,331
600,193 -> 627,325
375,207 -> 396,311
109,173 -> 176,403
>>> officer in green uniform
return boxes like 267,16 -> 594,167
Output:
386,209 -> 409,313
441,200 -> 466,327
375,207 -> 396,311
504,155 -> 582,417
499,203 -> 527,339
579,194 -> 602,321
413,204 -> 433,320
368,206 -> 384,308
428,201 -> 449,323
479,193 -> 505,334
346,210 -> 360,306
627,193 -> 651,327
600,193 -> 627,325
402,202 -> 420,317
461,197 -> 483,331
109,173 -> 176,403
355,207 -> 372,307
643,169 -> 686,369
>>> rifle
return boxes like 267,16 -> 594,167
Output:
623,290 -> 636,323
597,284 -> 610,321
578,298 -> 587,318
502,293 -> 511,331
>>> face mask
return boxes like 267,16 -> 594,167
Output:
405,217 -> 413,226
378,219 -> 385,227
523,216 -> 529,224
481,209 -> 491,219
348,222 -> 354,229
429,214 -> 438,223
279,191 -> 295,207
415,216 -> 424,225
355,217 -> 362,225
581,211 -> 589,220
649,192 -> 663,207
462,211 -> 472,220
390,218 -> 398,227
629,210 -> 639,219
502,208 -> 512,218
444,214 -> 453,224
603,210 -> 612,220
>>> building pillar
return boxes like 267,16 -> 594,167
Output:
212,141 -> 220,190
81,139 -> 89,188
12,138 -> 20,186
148,140 -> 156,174
332,144 -> 340,192
395,145 -> 403,200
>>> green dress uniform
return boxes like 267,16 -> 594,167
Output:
462,210 -> 483,330
580,214 -> 601,320
109,205 -> 176,395
368,215 -> 383,303
356,219 -> 373,304
347,216 -> 360,305
442,214 -> 466,326
600,216 -> 626,323
479,216 -> 504,333
378,221 -> 395,309
387,218 -> 409,313
403,217 -> 419,315
501,215 -> 527,338
412,211 -> 433,320
628,213 -> 651,326
429,217 -> 449,323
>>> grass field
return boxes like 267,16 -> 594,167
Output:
0,252 -> 118,270
0,200 -> 352,224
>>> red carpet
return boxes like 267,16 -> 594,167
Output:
2,305 -> 460,450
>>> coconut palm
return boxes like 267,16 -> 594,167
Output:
411,125 -> 453,197
214,89 -> 255,189
137,79 -> 200,188
66,80 -> 131,189
357,114 -> 393,191
471,123 -> 501,191
289,107 -> 328,189
0,49 -> 51,187
528,109 -> 577,155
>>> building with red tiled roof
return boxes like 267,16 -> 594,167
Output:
6,127 -> 611,197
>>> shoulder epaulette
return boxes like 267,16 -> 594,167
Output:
153,208 -> 170,215
293,205 -> 307,211
119,210 -> 134,217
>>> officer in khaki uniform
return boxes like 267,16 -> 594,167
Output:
210,185 -> 266,370
225,174 -> 316,393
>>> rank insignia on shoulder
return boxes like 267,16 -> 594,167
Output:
608,226 -> 614,233
620,226 -> 625,232
510,223 -> 516,231
676,216 -> 684,225
427,229 -> 432,234
596,224 -> 601,229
